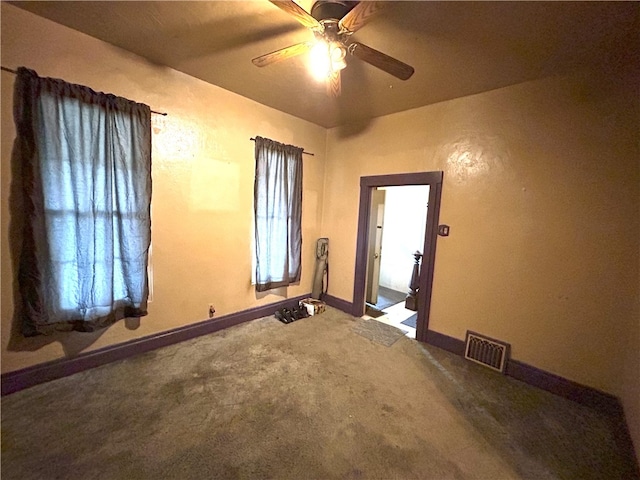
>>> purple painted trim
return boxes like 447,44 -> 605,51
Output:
1,294 -> 310,396
361,172 -> 444,187
323,294 -> 353,315
505,359 -> 621,414
425,329 -> 466,356
416,180 -> 443,342
424,328 -> 621,412
426,329 -> 639,471
352,184 -> 372,317
352,171 -> 444,328
507,359 -> 640,473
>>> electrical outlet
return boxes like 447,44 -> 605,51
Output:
208,304 -> 215,318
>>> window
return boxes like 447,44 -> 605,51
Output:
14,67 -> 152,334
253,136 -> 303,292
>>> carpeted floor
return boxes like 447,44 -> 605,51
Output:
2,307 -> 638,479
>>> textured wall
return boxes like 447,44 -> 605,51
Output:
323,70 -> 639,454
1,4 -> 326,373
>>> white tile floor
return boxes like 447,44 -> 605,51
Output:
362,301 -> 417,339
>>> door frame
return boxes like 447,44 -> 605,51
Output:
351,171 -> 443,342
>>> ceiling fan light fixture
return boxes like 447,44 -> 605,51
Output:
309,39 -> 332,80
330,42 -> 347,71
309,39 -> 347,81
256,0 -> 414,91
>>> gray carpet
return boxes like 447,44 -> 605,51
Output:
2,307 -> 638,479
373,286 -> 406,310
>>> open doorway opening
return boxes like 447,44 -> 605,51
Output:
364,185 -> 430,339
352,172 -> 443,343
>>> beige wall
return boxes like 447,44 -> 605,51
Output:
323,71 -> 639,454
1,4 -> 326,373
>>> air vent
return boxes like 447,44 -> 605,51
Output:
464,331 -> 510,373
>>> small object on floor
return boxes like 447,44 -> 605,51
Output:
292,305 -> 309,320
400,313 -> 417,329
275,305 -> 310,324
275,308 -> 294,324
300,298 -> 326,316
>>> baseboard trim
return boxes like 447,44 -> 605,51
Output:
1,294 -> 310,396
505,359 -> 621,414
425,329 -> 466,356
505,358 -> 640,473
424,329 -> 621,412
425,328 -> 639,472
323,294 -> 353,315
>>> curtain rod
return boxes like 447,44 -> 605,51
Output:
1,66 -> 168,116
250,137 -> 314,156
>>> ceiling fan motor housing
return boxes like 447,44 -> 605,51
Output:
252,0 -> 415,85
310,0 -> 358,22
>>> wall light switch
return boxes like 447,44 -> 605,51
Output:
438,224 -> 450,236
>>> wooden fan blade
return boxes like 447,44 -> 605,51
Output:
269,1 -> 322,30
339,1 -> 386,33
252,42 -> 312,67
349,42 -> 414,80
327,70 -> 341,97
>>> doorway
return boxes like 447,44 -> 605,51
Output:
365,185 -> 430,339
352,172 -> 443,343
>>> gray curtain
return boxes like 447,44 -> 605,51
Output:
14,67 -> 152,335
254,136 -> 303,292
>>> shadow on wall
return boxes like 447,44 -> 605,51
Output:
6,136 -> 127,358
254,286 -> 298,301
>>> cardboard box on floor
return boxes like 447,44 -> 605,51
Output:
300,298 -> 325,316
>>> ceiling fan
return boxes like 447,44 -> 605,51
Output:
251,0 -> 415,96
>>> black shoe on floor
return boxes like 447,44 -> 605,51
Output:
275,309 -> 291,324
283,308 -> 295,323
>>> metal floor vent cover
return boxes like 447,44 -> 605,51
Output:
464,331 -> 510,373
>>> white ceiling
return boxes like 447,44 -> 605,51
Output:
11,1 -> 640,128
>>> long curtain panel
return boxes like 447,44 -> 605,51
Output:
254,136 -> 303,292
14,67 -> 152,334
